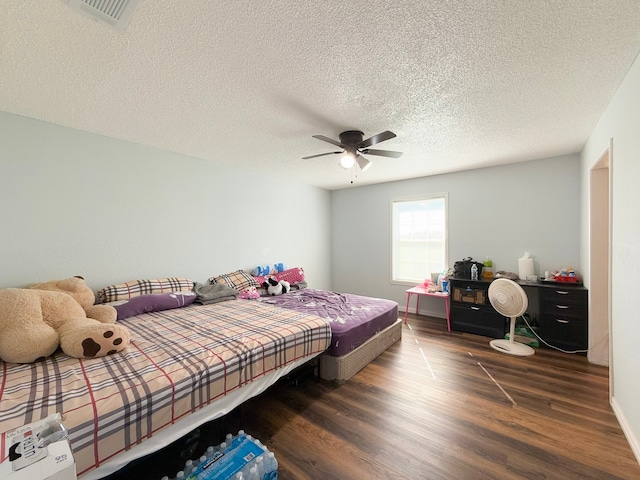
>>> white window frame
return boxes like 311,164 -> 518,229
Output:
390,193 -> 448,285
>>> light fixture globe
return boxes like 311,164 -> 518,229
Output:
339,152 -> 356,169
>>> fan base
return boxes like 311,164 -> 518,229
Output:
339,130 -> 364,145
489,339 -> 535,356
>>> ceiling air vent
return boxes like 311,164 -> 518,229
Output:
63,0 -> 141,31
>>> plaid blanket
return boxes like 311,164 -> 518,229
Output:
0,300 -> 331,477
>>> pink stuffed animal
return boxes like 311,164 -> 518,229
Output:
239,287 -> 260,300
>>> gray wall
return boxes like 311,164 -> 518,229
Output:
580,49 -> 640,458
330,155 -> 581,318
0,112 -> 332,291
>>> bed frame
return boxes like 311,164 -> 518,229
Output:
0,300 -> 331,479
318,318 -> 402,383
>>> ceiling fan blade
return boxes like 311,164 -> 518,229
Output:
361,148 -> 403,158
359,130 -> 396,148
302,151 -> 342,160
312,135 -> 345,148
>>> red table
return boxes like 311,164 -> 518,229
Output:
404,285 -> 450,330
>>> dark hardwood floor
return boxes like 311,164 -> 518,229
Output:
237,314 -> 640,480
113,314 -> 640,479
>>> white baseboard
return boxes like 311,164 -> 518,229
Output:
611,396 -> 640,466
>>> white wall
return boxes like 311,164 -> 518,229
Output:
0,112 -> 332,291
331,155 -> 581,317
581,51 -> 640,460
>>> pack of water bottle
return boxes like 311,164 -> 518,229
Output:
161,430 -> 278,480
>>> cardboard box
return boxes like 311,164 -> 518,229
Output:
0,414 -> 76,480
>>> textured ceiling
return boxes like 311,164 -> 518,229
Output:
2,1 -> 640,190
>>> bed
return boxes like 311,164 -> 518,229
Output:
257,288 -> 401,382
0,299 -> 331,479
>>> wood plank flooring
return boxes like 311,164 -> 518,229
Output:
236,314 -> 640,480
110,314 -> 640,479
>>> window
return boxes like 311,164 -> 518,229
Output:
391,194 -> 447,284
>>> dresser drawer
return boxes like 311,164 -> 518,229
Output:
538,315 -> 587,351
539,287 -> 586,306
451,284 -> 488,305
450,304 -> 507,338
540,301 -> 585,319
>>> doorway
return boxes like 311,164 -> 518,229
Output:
588,142 -> 611,381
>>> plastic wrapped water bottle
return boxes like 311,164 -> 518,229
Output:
179,459 -> 194,476
471,263 -> 478,281
255,455 -> 265,477
246,465 -> 260,480
263,452 -> 278,479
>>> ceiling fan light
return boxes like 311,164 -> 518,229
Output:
339,152 -> 356,169
357,156 -> 372,171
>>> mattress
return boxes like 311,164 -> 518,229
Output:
0,300 -> 331,478
257,288 -> 399,356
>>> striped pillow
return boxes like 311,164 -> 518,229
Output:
96,277 -> 194,304
209,270 -> 259,292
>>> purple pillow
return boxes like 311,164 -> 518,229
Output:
113,292 -> 196,320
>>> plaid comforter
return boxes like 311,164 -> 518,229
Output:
0,300 -> 331,477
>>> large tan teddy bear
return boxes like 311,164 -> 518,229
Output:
0,276 -> 131,364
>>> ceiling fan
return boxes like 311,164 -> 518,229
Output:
302,130 -> 402,171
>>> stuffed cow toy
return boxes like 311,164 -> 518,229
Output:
262,277 -> 291,296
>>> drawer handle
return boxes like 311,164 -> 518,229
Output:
471,306 -> 480,311
555,290 -> 569,295
555,305 -> 569,309
556,319 -> 570,324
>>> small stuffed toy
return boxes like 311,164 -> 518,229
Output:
252,263 -> 288,276
262,277 -> 291,296
272,262 -> 287,273
0,276 -> 131,363
238,287 -> 260,300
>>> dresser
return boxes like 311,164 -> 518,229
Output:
533,283 -> 588,351
449,278 -> 506,338
448,277 -> 588,352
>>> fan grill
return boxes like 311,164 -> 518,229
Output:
488,278 -> 528,318
488,278 -> 534,356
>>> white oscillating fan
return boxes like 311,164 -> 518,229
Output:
488,278 -> 535,356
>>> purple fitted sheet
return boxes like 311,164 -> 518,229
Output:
257,288 -> 399,356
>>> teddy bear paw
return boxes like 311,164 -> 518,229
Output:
60,322 -> 131,359
81,330 -> 127,357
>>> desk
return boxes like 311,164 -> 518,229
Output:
448,277 -> 588,350
404,285 -> 450,330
